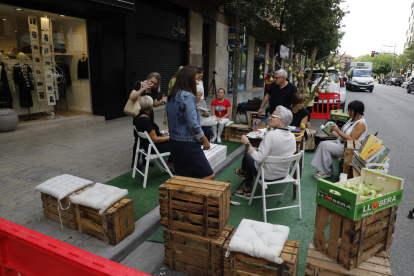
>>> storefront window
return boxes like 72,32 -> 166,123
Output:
228,50 -> 247,93
0,4 -> 91,123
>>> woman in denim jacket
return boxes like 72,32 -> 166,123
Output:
166,66 -> 215,180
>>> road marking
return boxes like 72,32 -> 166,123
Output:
374,87 -> 414,103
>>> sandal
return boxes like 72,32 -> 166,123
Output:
234,168 -> 246,179
314,172 -> 332,179
235,188 -> 252,200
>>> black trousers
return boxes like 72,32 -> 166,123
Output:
132,132 -> 172,167
202,126 -> 212,142
241,149 -> 258,189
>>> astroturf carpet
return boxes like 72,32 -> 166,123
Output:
146,151 -> 340,276
106,141 -> 241,221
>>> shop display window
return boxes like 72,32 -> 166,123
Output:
0,4 -> 91,123
228,50 -> 247,93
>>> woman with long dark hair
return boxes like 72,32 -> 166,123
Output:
166,66 -> 215,180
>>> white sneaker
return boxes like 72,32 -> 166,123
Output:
217,136 -> 221,143
211,136 -> 217,142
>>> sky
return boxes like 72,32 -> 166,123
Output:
339,0 -> 412,58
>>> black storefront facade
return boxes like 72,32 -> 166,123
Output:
0,0 -> 189,122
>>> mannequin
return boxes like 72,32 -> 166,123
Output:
0,52 -> 13,108
13,52 -> 34,110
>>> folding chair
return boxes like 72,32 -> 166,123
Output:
248,151 -> 303,223
132,127 -> 173,188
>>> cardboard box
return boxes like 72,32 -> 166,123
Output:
330,109 -> 350,122
316,169 -> 403,220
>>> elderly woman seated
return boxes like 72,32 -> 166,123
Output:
234,106 -> 297,199
196,90 -> 217,142
133,95 -> 172,170
312,100 -> 367,179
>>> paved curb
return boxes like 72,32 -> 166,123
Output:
100,144 -> 244,263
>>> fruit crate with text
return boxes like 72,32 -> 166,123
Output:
223,231 -> 300,276
316,169 -> 403,221
306,243 -> 392,276
159,176 -> 231,239
41,187 -> 90,230
74,198 -> 135,246
164,225 -> 235,276
313,203 -> 397,270
228,124 -> 250,143
330,109 -> 350,122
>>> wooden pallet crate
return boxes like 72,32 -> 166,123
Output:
159,176 -> 231,239
223,231 -> 300,276
313,204 -> 397,270
41,187 -> 90,230
74,198 -> 135,246
306,243 -> 392,275
228,124 -> 250,143
164,225 -> 234,276
343,140 -> 361,176
204,143 -> 227,170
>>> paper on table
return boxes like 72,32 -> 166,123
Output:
246,129 -> 267,138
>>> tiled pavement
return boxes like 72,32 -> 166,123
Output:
0,88 -> 266,257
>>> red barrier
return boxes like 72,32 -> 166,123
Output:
311,92 -> 340,120
0,218 -> 149,276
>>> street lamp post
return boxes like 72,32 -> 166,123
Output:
383,44 -> 396,76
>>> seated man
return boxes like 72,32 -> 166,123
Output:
133,96 -> 172,170
234,106 -> 297,199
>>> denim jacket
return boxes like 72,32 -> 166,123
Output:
166,89 -> 204,142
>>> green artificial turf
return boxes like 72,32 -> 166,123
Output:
106,140 -> 241,222
147,151 -> 340,276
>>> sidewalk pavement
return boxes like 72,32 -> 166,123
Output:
0,88 -> 265,267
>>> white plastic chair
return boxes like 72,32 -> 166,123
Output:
248,151 -> 304,223
132,127 -> 173,188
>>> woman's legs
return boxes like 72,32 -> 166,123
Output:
236,150 -> 258,198
202,126 -> 212,143
152,141 -> 173,168
211,125 -> 218,142
217,118 -> 229,143
311,141 -> 344,176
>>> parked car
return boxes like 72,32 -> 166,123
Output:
306,68 -> 346,110
395,77 -> 404,86
401,81 -> 409,88
386,78 -> 399,86
406,76 -> 414,93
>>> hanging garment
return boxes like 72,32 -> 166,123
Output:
77,57 -> 89,79
0,62 -> 13,108
56,62 -> 72,99
13,64 -> 34,108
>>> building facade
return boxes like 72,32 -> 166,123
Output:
405,2 -> 414,49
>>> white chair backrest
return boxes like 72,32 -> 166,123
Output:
138,131 -> 147,139
263,151 -> 303,164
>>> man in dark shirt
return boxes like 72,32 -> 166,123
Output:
258,69 -> 297,116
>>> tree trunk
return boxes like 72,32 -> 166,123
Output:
231,0 -> 241,122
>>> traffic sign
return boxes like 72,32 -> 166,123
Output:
401,65 -> 404,69
393,71 -> 396,75
375,52 -> 379,56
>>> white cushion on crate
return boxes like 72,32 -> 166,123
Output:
228,219 -> 289,264
70,183 -> 128,214
34,174 -> 93,200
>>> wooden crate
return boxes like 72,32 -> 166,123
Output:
164,225 -> 235,276
228,124 -> 250,143
204,143 -> 227,170
74,198 -> 135,246
343,140 -> 361,176
313,204 -> 397,270
159,176 -> 231,239
223,230 -> 300,276
221,124 -> 232,141
306,243 -> 392,275
41,187 -> 90,230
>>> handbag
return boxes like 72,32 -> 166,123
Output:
124,81 -> 143,117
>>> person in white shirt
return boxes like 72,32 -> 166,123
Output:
234,106 -> 297,199
196,67 -> 204,99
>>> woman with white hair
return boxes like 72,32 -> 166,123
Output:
234,105 -> 297,199
132,95 -> 172,170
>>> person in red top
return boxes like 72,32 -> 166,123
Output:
211,88 -> 231,143
264,69 -> 274,96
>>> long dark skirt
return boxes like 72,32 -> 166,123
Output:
169,139 -> 213,178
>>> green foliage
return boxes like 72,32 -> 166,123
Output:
354,52 -> 408,76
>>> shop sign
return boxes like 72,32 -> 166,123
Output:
228,27 -> 246,46
90,0 -> 135,10
172,22 -> 186,37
